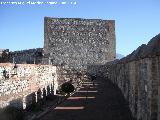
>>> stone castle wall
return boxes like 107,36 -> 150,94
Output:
43,17 -> 116,71
91,34 -> 160,120
108,57 -> 160,120
0,63 -> 85,110
9,48 -> 43,64
0,63 -> 59,109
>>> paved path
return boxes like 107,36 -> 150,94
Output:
40,77 -> 135,120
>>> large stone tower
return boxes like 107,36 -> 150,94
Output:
43,17 -> 116,71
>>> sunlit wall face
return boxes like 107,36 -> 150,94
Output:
43,17 -> 116,71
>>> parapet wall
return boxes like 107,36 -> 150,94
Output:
108,57 -> 160,120
0,63 -> 58,109
109,34 -> 160,120
93,34 -> 160,120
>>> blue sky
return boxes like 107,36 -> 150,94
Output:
0,0 -> 160,56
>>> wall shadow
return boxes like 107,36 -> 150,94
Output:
40,76 -> 136,120
0,84 -> 60,120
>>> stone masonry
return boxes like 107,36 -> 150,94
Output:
91,33 -> 160,120
9,48 -> 43,64
0,63 -> 85,110
0,63 -> 59,109
43,17 -> 116,71
0,17 -> 116,72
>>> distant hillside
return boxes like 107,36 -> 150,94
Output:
116,53 -> 125,59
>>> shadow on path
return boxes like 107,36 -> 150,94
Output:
40,77 -> 135,120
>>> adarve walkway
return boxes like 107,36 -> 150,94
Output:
40,77 -> 135,120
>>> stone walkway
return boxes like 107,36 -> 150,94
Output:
40,77 -> 135,120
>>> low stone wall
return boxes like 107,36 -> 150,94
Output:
0,63 -> 59,109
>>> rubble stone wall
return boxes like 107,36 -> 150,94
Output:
9,48 -> 43,64
0,63 -> 59,109
43,17 -> 116,71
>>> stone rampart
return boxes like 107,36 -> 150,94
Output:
92,34 -> 160,120
109,34 -> 160,120
0,63 -> 59,109
108,57 -> 160,120
9,48 -> 43,64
